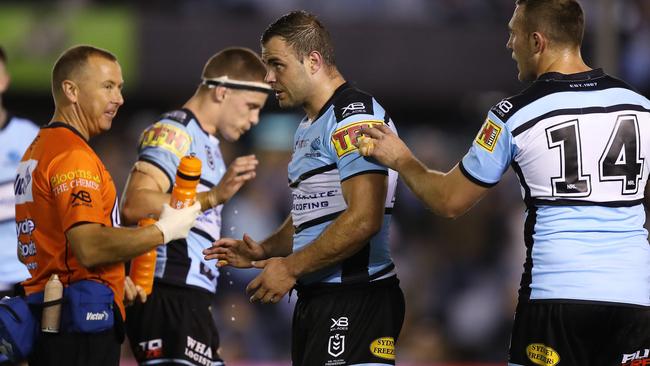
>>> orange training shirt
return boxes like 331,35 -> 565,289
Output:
15,123 -> 125,319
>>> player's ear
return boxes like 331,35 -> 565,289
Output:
213,85 -> 228,103
531,31 -> 546,54
306,51 -> 323,75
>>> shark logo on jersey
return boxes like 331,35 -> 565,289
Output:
475,118 -> 502,153
205,145 -> 215,169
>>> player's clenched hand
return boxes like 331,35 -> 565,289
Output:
124,276 -> 147,306
203,233 -> 265,268
211,155 -> 258,206
356,124 -> 414,171
246,257 -> 296,304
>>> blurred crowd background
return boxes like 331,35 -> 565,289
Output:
2,0 -> 649,364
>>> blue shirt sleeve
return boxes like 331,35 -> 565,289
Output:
137,120 -> 192,186
460,111 -> 513,186
325,102 -> 391,181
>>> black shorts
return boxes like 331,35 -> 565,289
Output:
292,276 -> 405,366
508,300 -> 650,366
126,281 -> 224,366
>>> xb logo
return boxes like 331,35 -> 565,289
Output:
72,190 -> 92,204
331,317 -> 348,328
342,102 -> 365,114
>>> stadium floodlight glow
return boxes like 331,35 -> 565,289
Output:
201,76 -> 272,93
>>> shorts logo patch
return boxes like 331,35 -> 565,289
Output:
370,337 -> 395,360
526,343 -> 560,366
475,118 -> 502,152
139,122 -> 191,158
327,334 -> 345,358
621,348 -> 650,365
331,120 -> 383,157
138,338 -> 163,359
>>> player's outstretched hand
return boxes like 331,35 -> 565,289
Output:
211,155 -> 258,206
203,233 -> 265,268
356,124 -> 414,171
124,276 -> 147,306
246,257 -> 296,304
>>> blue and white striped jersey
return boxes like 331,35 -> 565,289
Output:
0,115 -> 39,290
138,109 -> 225,293
289,83 -> 398,285
461,69 -> 650,306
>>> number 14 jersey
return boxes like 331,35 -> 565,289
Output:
461,69 -> 650,306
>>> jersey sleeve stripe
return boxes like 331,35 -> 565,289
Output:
459,161 -> 498,188
340,169 -> 388,183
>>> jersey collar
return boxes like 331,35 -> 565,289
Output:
181,107 -> 211,137
43,122 -> 92,147
538,68 -> 605,82
312,81 -> 351,122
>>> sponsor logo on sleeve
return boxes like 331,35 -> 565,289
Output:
331,120 -> 384,157
475,118 -> 502,152
526,343 -> 560,366
50,169 -> 102,196
15,160 -> 37,204
139,122 -> 191,158
369,337 -> 395,360
71,190 -> 93,208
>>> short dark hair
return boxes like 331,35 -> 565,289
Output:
51,45 -> 117,96
202,47 -> 267,82
261,10 -> 336,65
0,46 -> 6,64
515,0 -> 584,47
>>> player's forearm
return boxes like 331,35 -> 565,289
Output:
121,189 -> 170,225
285,209 -> 381,278
259,215 -> 295,258
396,156 -> 455,216
70,225 -> 163,268
196,190 -> 219,211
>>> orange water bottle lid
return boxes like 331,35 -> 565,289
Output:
176,155 -> 201,188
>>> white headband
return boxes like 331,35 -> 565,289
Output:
201,76 -> 272,93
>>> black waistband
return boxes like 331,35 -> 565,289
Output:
295,274 -> 399,298
153,279 -> 214,300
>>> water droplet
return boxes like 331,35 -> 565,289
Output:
231,316 -> 236,322
230,226 -> 236,232
225,271 -> 230,276
234,210 -> 238,215
229,281 -> 233,285
231,304 -> 236,308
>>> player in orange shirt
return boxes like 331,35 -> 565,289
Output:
14,45 -> 201,366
